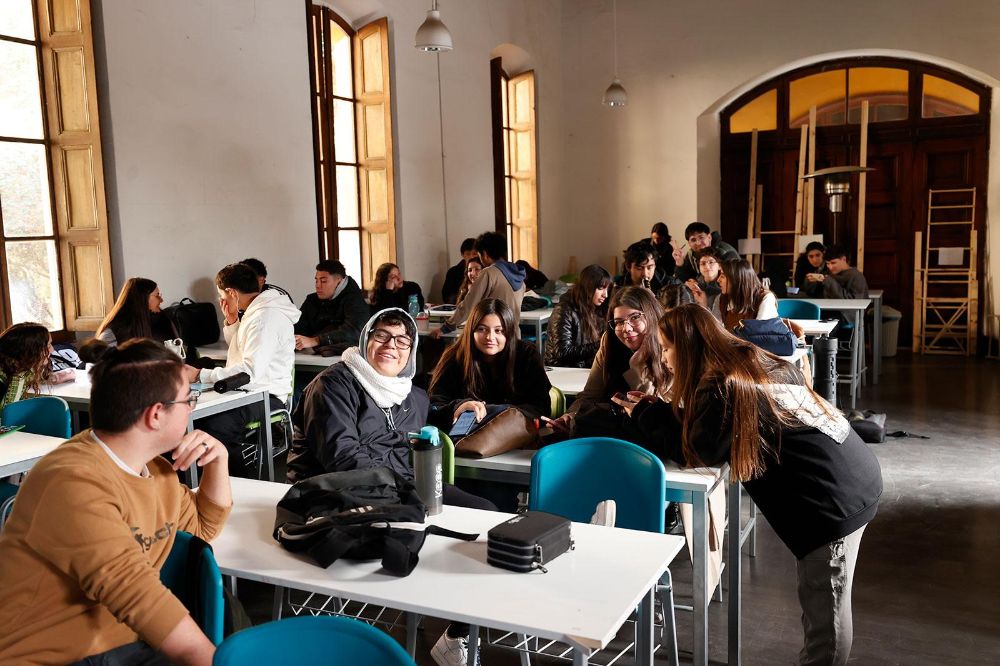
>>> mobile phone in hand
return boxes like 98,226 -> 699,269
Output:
449,410 -> 477,438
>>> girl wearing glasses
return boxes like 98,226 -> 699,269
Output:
544,264 -> 612,368
548,286 -> 668,436
429,298 -> 551,427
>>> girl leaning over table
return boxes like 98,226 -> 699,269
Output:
0,323 -> 70,421
616,304 -> 882,666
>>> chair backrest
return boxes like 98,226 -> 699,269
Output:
777,299 -> 822,320
2,396 -> 71,438
549,386 -> 566,419
437,431 -> 456,485
160,531 -> 225,645
529,438 -> 666,533
213,615 -> 416,665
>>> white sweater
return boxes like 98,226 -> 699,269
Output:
198,289 -> 301,403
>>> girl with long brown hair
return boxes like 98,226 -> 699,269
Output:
96,277 -> 178,345
428,298 -> 550,426
369,262 -> 425,313
0,323 -> 54,418
618,304 -> 882,664
454,256 -> 483,306
543,264 -> 611,368
548,286 -> 669,435
716,258 -> 777,330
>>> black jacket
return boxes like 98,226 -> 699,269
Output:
631,379 -> 882,559
673,232 -> 740,282
287,363 -> 429,482
294,277 -> 370,353
641,238 -> 676,277
794,258 -> 827,297
371,281 -> 425,314
442,260 -> 466,303
544,302 -> 600,368
429,340 -> 551,427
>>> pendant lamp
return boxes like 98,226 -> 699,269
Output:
603,0 -> 627,107
415,0 -> 453,53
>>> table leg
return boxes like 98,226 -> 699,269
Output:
467,625 -> 480,666
405,612 -> 420,656
693,489 -> 709,666
748,496 -> 757,558
635,587 -> 654,666
185,413 -> 199,488
848,312 -> 860,410
872,296 -> 882,385
261,392 -> 275,482
70,407 -> 81,434
728,482 -> 742,666
573,649 -> 589,666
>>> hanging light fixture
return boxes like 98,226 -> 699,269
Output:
415,0 -> 453,53
602,0 -> 627,107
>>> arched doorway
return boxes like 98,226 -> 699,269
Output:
718,56 -> 990,345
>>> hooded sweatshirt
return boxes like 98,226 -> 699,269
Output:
287,309 -> 428,482
445,259 -> 526,331
198,288 -> 301,403
674,231 -> 740,282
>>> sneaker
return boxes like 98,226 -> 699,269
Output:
431,632 -> 480,666
590,499 -> 616,527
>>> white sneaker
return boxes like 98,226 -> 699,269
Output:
431,632 -> 480,666
590,499 -> 616,527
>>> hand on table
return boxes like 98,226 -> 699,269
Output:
454,400 -> 487,423
429,327 -> 444,340
295,335 -> 319,350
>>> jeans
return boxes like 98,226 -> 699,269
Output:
796,524 -> 867,666
70,641 -> 171,666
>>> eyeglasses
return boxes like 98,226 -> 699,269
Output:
165,389 -> 201,409
371,329 -> 413,350
609,312 -> 646,331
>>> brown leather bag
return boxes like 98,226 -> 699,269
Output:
454,407 -> 540,459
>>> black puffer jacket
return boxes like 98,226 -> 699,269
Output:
544,302 -> 600,368
295,277 -> 370,353
287,363 -> 429,482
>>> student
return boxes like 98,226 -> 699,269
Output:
455,256 -> 483,306
548,286 -> 668,436
716,258 -> 778,329
241,257 -> 293,301
0,323 -> 56,417
794,242 -> 827,297
441,237 -> 477,304
620,304 -> 882,665
429,299 -> 551,427
808,245 -> 869,299
671,221 -> 740,282
432,232 -> 526,338
544,264 -> 611,368
285,308 -> 495,666
514,259 -> 549,291
186,263 -> 300,474
294,260 -> 370,354
96,277 -> 179,346
614,241 -> 665,292
685,247 -> 724,311
648,221 -> 677,277
370,262 -> 425,313
0,339 -> 232,665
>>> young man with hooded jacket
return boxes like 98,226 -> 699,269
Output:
431,231 -> 526,338
672,222 -> 740,283
185,262 -> 300,475
294,260 -> 371,354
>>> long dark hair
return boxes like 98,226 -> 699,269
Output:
456,256 -> 484,305
658,304 -> 821,482
598,286 -> 668,396
0,322 -> 51,394
371,262 -> 399,304
430,298 -> 517,400
563,264 -> 611,343
97,278 -> 159,342
719,259 -> 768,318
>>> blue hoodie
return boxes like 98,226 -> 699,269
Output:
493,259 -> 527,291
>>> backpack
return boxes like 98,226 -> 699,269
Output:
273,467 -> 477,576
163,298 -> 221,346
732,317 -> 797,356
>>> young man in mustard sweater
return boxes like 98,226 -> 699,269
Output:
0,339 -> 233,666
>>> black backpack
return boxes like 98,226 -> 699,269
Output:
273,467 -> 477,576
163,298 -> 221,346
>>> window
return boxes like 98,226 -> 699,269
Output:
308,6 -> 396,288
922,74 -> 980,118
729,89 -> 777,134
491,58 -> 538,266
789,70 -> 846,127
848,67 -> 908,123
0,0 -> 112,332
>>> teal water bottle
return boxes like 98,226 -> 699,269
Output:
407,294 -> 420,318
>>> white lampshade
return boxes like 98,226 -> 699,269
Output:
603,78 -> 628,107
415,9 -> 453,52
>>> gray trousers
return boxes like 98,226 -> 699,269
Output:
796,524 -> 867,666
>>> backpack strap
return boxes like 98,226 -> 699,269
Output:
380,525 -> 479,577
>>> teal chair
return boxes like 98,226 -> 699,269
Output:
777,299 -> 821,320
160,531 -> 225,646
213,615 -> 415,665
529,437 -> 678,664
2,396 -> 71,438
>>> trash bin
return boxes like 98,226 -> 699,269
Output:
882,306 -> 902,357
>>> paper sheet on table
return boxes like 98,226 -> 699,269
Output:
938,247 -> 965,266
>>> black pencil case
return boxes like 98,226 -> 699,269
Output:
487,511 -> 574,573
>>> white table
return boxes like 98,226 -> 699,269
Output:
213,478 -> 685,666
779,298 -> 871,409
453,451 -> 747,666
429,306 -> 554,343
41,370 -> 274,485
197,342 -> 341,372
0,431 -> 64,476
545,366 -> 589,396
789,319 -> 838,337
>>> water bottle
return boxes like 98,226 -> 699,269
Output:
407,294 -> 420,318
409,426 -> 443,515
812,335 -> 838,405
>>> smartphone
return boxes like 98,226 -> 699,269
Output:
613,392 -> 631,403
449,410 -> 478,438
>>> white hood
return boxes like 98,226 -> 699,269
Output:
243,287 -> 301,325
